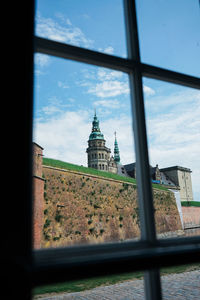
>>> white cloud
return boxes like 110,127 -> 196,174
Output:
145,89 -> 200,200
103,46 -> 114,54
36,15 -> 93,47
143,85 -> 155,96
34,53 -> 50,68
98,46 -> 114,54
33,110 -> 90,166
88,80 -> 129,98
58,81 -> 69,89
41,105 -> 62,116
101,115 -> 135,164
97,69 -> 123,81
85,67 -> 154,100
93,99 -> 122,109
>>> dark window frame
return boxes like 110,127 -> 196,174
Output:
15,0 -> 200,299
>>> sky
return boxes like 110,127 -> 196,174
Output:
33,0 -> 200,201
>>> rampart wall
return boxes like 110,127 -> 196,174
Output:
39,166 -> 182,248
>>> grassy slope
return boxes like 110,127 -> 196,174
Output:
43,158 -> 168,191
33,264 -> 200,296
181,201 -> 200,207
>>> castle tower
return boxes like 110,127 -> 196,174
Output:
86,111 -> 111,171
114,131 -> 120,163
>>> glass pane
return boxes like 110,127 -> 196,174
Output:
136,0 -> 200,77
143,77 -> 200,239
35,0 -> 127,58
32,54 -> 139,249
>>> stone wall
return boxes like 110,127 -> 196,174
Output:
181,206 -> 200,228
32,143 -> 45,249
40,166 -> 182,248
32,177 -> 44,249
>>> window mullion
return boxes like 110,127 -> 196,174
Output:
123,1 -> 162,299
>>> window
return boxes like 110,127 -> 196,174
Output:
19,1 -> 200,300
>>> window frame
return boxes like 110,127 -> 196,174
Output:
28,0 -> 200,299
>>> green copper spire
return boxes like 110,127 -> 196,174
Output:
114,131 -> 120,163
89,111 -> 104,140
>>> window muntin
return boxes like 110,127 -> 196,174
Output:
32,1 -> 200,299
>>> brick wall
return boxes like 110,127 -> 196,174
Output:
32,177 -> 44,249
32,143 -> 44,249
181,207 -> 200,228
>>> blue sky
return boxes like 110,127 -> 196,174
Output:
33,0 -> 200,201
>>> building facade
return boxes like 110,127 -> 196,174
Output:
86,112 -> 119,173
86,113 -> 194,201
124,162 -> 194,202
160,166 -> 193,202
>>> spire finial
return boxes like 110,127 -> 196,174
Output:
114,131 -> 120,163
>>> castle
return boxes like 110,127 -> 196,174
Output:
32,119 -> 196,249
86,111 -> 120,174
86,112 -> 194,202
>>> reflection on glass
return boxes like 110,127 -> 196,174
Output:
136,0 -> 200,77
143,77 -> 200,239
32,54 -> 138,249
35,0 -> 127,57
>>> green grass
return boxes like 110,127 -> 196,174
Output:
181,201 -> 200,207
43,157 -> 168,191
33,263 -> 200,296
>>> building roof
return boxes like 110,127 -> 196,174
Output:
124,162 -> 136,172
89,112 -> 105,141
160,166 -> 192,173
33,142 -> 44,150
114,131 -> 120,163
